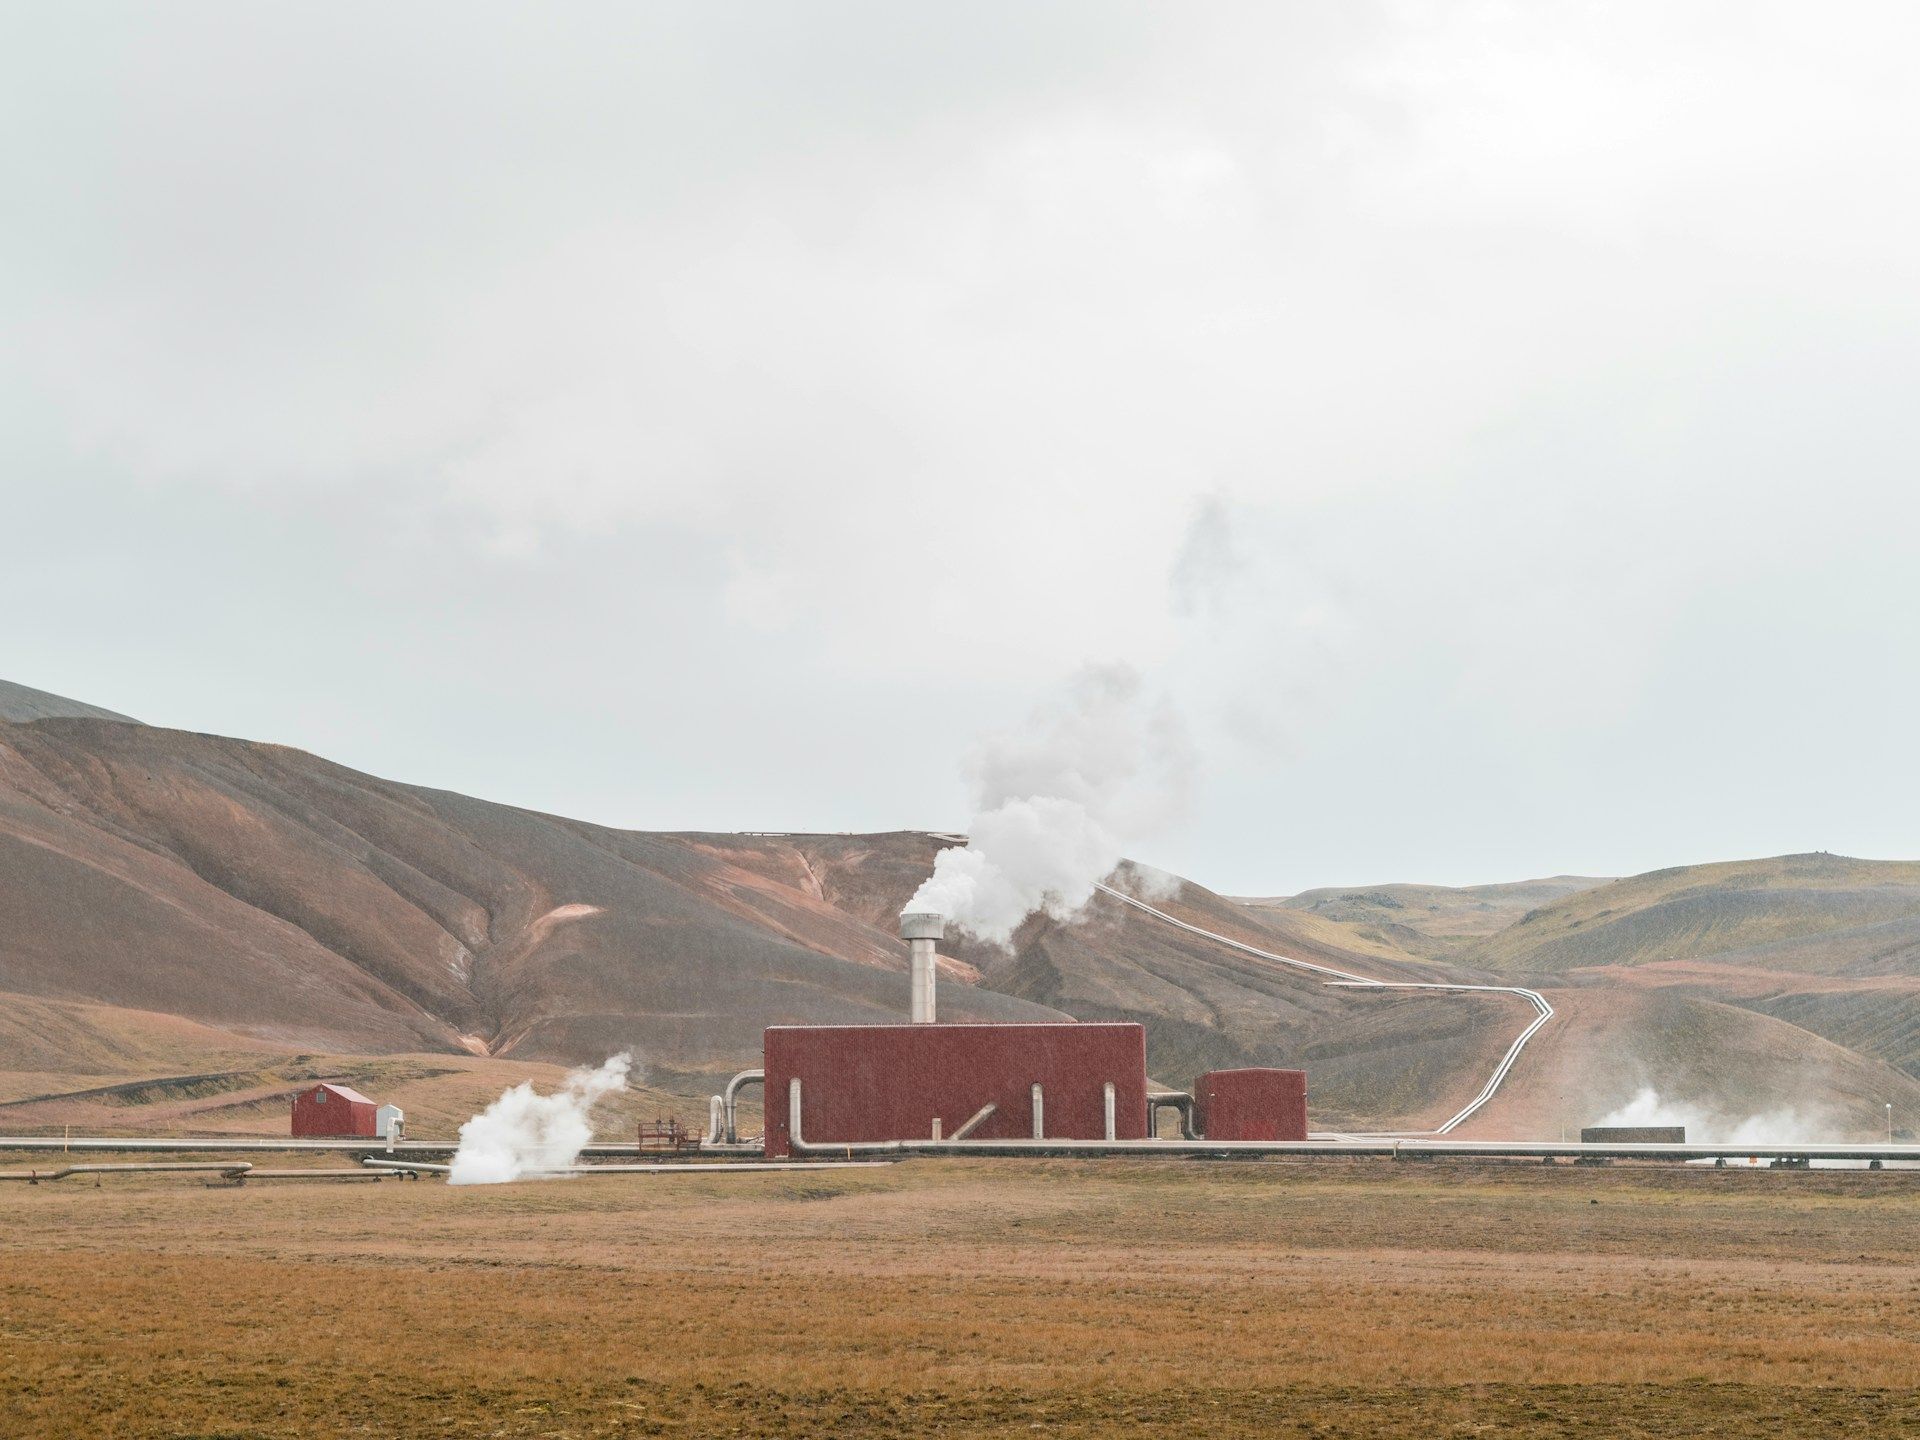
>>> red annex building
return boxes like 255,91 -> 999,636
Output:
291,1082 -> 379,1138
1194,1068 -> 1308,1142
764,1022 -> 1149,1157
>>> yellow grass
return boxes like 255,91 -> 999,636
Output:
3,1159 -> 1917,1437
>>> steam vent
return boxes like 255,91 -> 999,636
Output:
752,909 -> 1308,1156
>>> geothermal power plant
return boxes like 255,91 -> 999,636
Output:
733,912 -> 1309,1158
8,900 -> 1920,1178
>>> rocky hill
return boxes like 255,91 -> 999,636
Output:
1250,875 -> 1612,959
0,678 -> 137,725
1441,854 -> 1920,1081
4,683 -> 1918,1140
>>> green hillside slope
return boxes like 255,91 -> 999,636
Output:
1459,854 -> 1920,976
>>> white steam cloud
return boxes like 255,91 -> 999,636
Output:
907,665 -> 1192,946
447,1052 -> 633,1185
1594,1086 -> 1836,1148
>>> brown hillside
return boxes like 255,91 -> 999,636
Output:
1253,876 -> 1612,959
1446,853 -> 1920,1079
1460,854 -> 1920,976
0,717 -> 1064,1082
6,696 -> 1918,1139
1462,987 -> 1920,1142
0,708 -> 1551,1130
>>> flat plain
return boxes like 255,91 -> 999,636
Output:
3,1158 -> 1917,1437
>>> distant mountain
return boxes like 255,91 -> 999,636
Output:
1442,853 -> 1920,1083
0,698 -> 1489,1127
3,682 -> 1917,1139
0,679 -> 136,724
1250,876 -> 1612,959
1457,854 -> 1920,977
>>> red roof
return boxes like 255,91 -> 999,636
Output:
311,1083 -> 375,1106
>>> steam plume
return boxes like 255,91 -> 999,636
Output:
907,665 -> 1191,945
448,1052 -> 632,1185
1593,1086 -> 1836,1147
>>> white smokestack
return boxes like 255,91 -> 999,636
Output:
447,1051 -> 633,1184
901,911 -> 945,1022
905,665 -> 1191,946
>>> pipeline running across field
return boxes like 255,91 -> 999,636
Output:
784,1072 -> 1920,1165
360,1157 -> 893,1177
1089,881 -> 1555,1136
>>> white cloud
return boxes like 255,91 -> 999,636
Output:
5,3 -> 1920,890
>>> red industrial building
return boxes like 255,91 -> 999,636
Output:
751,910 -> 1311,1155
765,1021 -> 1149,1157
290,1082 -> 379,1138
1194,1068 -> 1308,1142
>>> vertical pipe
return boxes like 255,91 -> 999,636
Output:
1031,1083 -> 1045,1139
909,938 -> 937,1023
900,913 -> 945,1024
931,1117 -> 943,1140
788,1077 -> 804,1150
723,1069 -> 764,1145
1103,1082 -> 1117,1141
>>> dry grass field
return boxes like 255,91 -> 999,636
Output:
3,1158 -> 1917,1437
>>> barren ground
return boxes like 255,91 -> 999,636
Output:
3,1158 -> 1916,1437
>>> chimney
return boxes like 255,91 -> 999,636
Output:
900,912 -> 945,1023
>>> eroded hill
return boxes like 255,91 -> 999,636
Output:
0,702 -> 1500,1127
4,686 -> 1918,1139
1249,876 -> 1612,959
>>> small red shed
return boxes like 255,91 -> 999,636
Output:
291,1082 -> 380,1138
1194,1068 -> 1308,1142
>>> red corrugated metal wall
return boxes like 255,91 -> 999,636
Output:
290,1085 -> 379,1137
1193,1068 -> 1308,1142
764,1023 -> 1149,1157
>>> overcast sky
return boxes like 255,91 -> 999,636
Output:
5,3 -> 1919,894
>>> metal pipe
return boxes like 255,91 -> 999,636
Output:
777,1071 -> 1920,1165
705,1095 -> 725,1146
0,1161 -> 253,1183
910,940 -> 935,1022
548,1161 -> 895,1174
1325,981 -> 1554,1134
901,912 -> 945,1023
0,1136 -> 684,1157
722,1069 -> 765,1144
1030,1083 -> 1044,1139
788,1135 -> 1920,1163
950,1102 -> 997,1140
1148,1091 -> 1199,1140
1093,881 -> 1557,1136
359,1156 -> 890,1178
1103,1082 -> 1117,1142
363,1158 -> 449,1174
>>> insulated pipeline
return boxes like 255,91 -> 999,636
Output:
1090,881 -> 1555,1136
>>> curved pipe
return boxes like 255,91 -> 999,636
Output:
723,1069 -> 765,1144
1148,1092 -> 1199,1140
1324,981 -> 1555,1134
1091,881 -> 1555,1136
